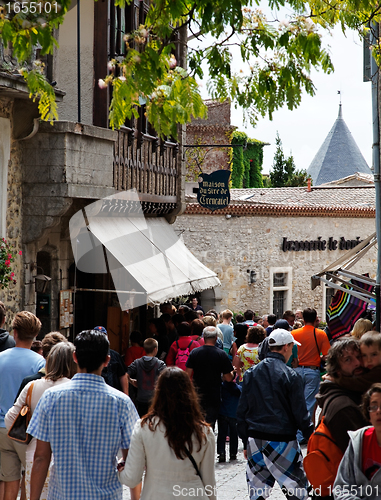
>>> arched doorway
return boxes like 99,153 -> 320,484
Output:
200,287 -> 222,313
35,251 -> 52,338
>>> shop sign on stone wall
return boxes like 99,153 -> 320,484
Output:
282,236 -> 363,252
197,170 -> 230,212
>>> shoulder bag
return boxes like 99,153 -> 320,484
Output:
313,328 -> 326,375
184,448 -> 202,480
7,382 -> 34,444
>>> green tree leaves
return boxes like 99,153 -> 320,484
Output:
268,132 -> 311,187
0,0 -> 69,60
1,0 -> 380,137
21,64 -> 58,122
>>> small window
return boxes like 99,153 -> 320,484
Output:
273,273 -> 286,287
273,290 -> 286,318
270,267 -> 292,318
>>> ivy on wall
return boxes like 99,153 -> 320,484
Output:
231,131 -> 266,188
231,133 -> 245,188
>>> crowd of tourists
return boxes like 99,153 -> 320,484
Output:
0,298 -> 381,500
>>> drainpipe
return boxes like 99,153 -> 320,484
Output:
371,22 -> 381,330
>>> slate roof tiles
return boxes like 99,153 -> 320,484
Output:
307,105 -> 372,185
185,185 -> 375,217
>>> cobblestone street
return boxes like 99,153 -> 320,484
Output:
122,441 -> 307,499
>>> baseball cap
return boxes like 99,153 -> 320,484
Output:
273,319 -> 291,331
93,326 -> 107,335
268,329 -> 301,347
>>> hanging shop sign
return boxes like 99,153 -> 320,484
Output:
197,170 -> 231,212
282,236 -> 363,252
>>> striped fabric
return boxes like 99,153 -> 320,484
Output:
246,437 -> 308,500
28,373 -> 139,500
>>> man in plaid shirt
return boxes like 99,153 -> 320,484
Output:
28,330 -> 139,500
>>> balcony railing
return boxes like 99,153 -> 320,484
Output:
113,127 -> 179,214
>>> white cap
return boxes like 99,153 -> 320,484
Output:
268,329 -> 301,347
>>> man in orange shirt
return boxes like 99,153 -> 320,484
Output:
292,307 -> 330,443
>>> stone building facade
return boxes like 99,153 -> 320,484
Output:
173,185 -> 376,319
0,97 -> 23,318
0,0 -> 200,344
185,100 -> 236,180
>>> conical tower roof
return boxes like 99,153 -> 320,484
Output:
307,104 -> 372,185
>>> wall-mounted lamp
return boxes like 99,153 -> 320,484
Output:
29,264 -> 52,293
247,269 -> 257,284
225,214 -> 232,219
35,274 -> 52,294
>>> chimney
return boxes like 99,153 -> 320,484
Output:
307,178 -> 311,192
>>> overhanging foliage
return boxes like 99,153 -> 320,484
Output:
1,0 -> 379,137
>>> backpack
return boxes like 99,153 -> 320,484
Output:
303,415 -> 343,496
258,337 -> 269,360
175,340 -> 193,370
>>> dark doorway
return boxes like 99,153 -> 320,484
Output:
36,251 -> 51,338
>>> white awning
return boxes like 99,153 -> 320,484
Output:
70,192 -> 220,309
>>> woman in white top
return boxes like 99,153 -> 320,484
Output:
5,342 -> 76,500
119,366 -> 216,500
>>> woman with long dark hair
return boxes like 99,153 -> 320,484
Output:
119,367 -> 216,499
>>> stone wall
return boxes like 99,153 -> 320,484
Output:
0,97 -> 24,323
23,225 -> 73,335
21,121 -> 116,244
186,100 -> 235,178
173,213 -> 376,318
18,120 -> 117,332
190,100 -> 231,127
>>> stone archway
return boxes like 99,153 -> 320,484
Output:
200,287 -> 222,313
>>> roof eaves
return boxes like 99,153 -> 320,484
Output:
184,202 -> 375,217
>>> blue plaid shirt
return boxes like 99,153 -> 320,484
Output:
28,373 -> 139,500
